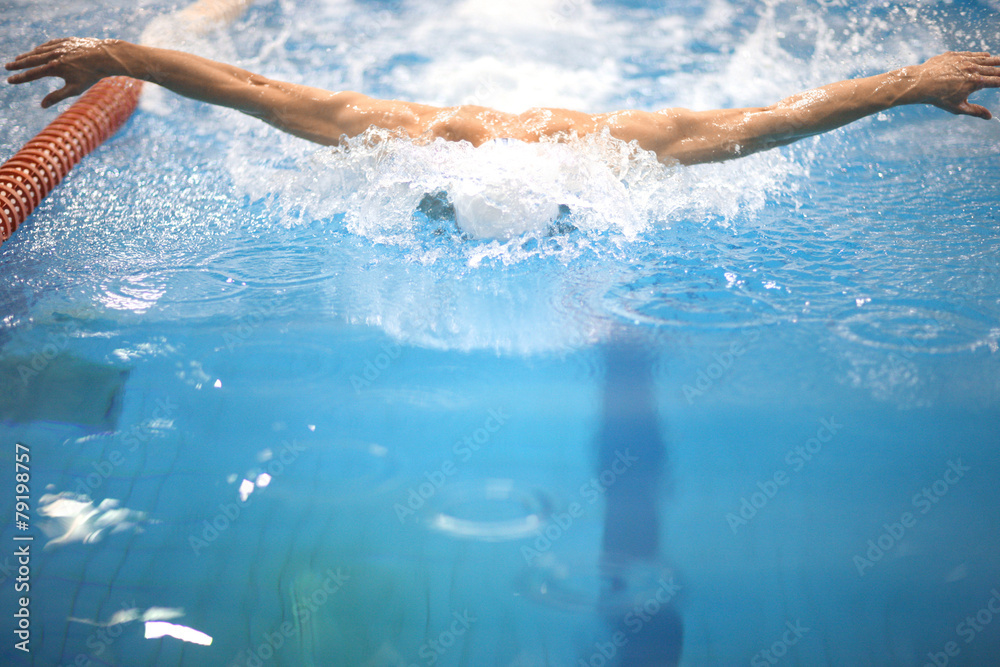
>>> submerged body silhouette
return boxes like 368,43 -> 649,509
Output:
597,336 -> 682,666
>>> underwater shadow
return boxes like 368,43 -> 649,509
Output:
596,331 -> 683,667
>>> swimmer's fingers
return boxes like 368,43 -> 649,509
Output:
5,39 -> 75,70
953,100 -> 992,120
967,64 -> 1000,119
973,61 -> 1000,75
40,83 -> 87,109
6,38 -> 113,78
6,60 -> 89,108
964,54 -> 1000,90
29,38 -> 76,52
5,60 -> 63,85
5,50 -> 64,72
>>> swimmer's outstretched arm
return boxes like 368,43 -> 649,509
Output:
3,38 -> 447,145
6,39 -> 999,165
612,51 -> 1000,164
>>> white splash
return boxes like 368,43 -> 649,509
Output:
230,126 -> 800,251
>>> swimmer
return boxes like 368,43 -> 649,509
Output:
5,38 -> 999,165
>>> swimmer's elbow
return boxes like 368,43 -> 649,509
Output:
654,106 -> 809,165
253,85 -> 365,145
649,108 -> 757,165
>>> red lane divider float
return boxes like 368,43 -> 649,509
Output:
0,76 -> 143,244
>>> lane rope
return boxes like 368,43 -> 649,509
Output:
0,0 -> 252,245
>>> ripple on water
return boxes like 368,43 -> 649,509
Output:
603,267 -> 782,330
98,265 -> 248,313
830,299 -> 1000,354
203,243 -> 336,289
426,479 -> 554,541
94,239 -> 337,317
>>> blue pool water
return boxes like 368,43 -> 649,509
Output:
2,0 -> 1000,665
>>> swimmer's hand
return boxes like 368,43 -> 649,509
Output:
5,38 -> 125,108
909,51 -> 1000,120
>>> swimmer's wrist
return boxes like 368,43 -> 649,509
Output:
104,40 -> 178,83
104,40 -> 143,79
887,66 -> 925,107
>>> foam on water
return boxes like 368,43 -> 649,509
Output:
222,124 -> 807,267
249,129 -> 710,245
